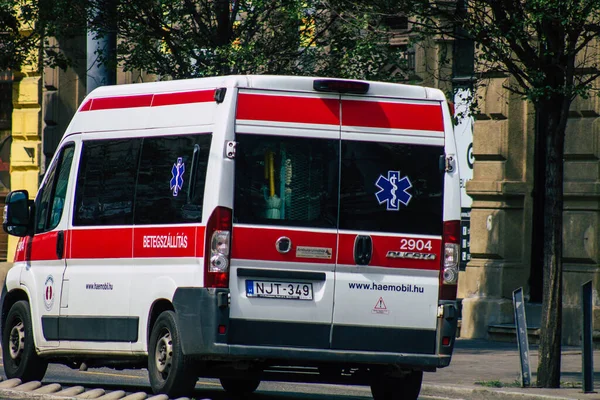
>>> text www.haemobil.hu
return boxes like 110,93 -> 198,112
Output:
348,282 -> 424,293
85,282 -> 113,290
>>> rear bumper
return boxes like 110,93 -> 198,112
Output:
173,287 -> 458,370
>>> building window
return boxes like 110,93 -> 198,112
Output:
0,71 -> 13,131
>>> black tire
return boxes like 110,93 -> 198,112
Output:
220,377 -> 261,396
1,300 -> 48,381
147,310 -> 197,397
370,370 -> 423,400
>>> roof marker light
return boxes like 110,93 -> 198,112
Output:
313,79 -> 369,94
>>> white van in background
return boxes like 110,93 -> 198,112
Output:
1,75 -> 461,400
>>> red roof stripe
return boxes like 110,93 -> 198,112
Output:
79,90 -> 214,112
89,94 -> 154,111
80,100 -> 93,111
151,90 -> 214,107
236,93 -> 340,125
342,100 -> 444,131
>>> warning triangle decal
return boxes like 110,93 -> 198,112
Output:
374,297 -> 387,310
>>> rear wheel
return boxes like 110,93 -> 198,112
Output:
370,370 -> 423,400
220,377 -> 261,396
1,300 -> 48,381
147,310 -> 197,397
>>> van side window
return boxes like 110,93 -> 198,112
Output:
234,134 -> 339,228
134,133 -> 211,224
35,144 -> 75,233
339,140 -> 444,235
74,139 -> 142,226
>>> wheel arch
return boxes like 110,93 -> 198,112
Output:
1,288 -> 30,332
147,298 -> 174,347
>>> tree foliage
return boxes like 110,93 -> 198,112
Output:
0,0 -> 39,70
406,0 -> 600,102
0,0 -> 407,82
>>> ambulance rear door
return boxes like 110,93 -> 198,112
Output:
332,95 -> 446,355
230,89 -> 340,349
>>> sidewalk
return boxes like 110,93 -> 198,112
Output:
422,338 -> 600,400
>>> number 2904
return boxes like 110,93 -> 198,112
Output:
400,238 -> 432,251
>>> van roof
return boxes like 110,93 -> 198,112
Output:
86,75 -> 446,103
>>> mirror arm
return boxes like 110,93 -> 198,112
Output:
27,200 -> 35,236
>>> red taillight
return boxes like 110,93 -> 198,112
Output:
443,220 -> 460,244
204,206 -> 232,288
440,220 -> 460,300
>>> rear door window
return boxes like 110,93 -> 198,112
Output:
234,134 -> 339,228
339,140 -> 444,235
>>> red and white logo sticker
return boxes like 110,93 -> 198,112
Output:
44,275 -> 55,311
372,296 -> 389,315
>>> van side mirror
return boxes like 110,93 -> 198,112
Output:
3,190 -> 32,237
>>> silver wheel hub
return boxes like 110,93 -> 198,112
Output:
9,321 -> 25,360
155,331 -> 173,374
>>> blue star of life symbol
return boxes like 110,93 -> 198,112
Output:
375,171 -> 412,211
170,157 -> 185,197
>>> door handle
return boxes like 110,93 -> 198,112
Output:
354,235 -> 372,266
56,230 -> 64,259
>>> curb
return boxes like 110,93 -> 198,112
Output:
421,384 -> 582,400
0,379 -> 191,400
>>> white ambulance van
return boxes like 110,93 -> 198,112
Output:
1,75 -> 460,400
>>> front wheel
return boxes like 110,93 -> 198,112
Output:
220,377 -> 261,396
1,300 -> 48,381
147,310 -> 197,397
370,370 -> 423,400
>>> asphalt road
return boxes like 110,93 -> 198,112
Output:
0,361 -> 450,400
2,361 -> 370,400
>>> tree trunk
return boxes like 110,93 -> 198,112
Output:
529,110 -> 546,302
535,96 -> 567,388
215,0 -> 232,47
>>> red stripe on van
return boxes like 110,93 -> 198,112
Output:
236,93 -> 340,125
338,233 -> 442,270
16,227 -> 205,261
133,226 -> 197,258
13,237 -> 28,262
231,226 -> 336,264
88,95 -> 154,111
152,90 -> 214,107
69,228 -> 133,259
342,100 -> 444,132
28,232 -> 61,261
